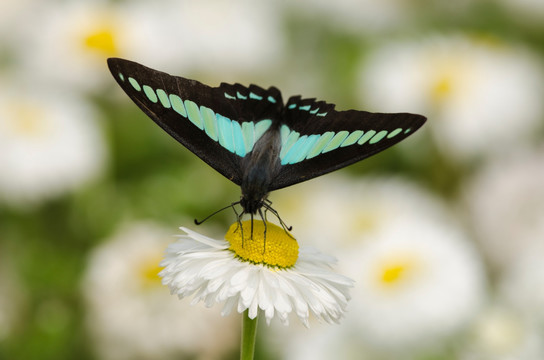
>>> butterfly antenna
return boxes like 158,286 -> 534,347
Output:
194,201 -> 241,225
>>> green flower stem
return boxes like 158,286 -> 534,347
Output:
240,310 -> 258,360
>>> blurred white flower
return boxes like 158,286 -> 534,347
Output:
461,305 -> 544,360
160,221 -> 353,327
114,0 -> 284,77
82,222 -> 238,360
0,84 -> 105,208
14,1 -> 140,92
343,217 -> 484,351
0,0 -> 37,44
359,35 -> 544,160
18,0 -> 284,91
288,0 -> 413,33
274,175 -> 452,254
500,239 -> 544,324
274,322 -> 374,360
271,175 -> 485,354
464,148 -> 544,268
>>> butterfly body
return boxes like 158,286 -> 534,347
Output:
240,125 -> 282,214
107,58 -> 426,219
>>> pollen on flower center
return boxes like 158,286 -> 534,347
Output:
377,255 -> 420,287
431,74 -> 455,103
138,255 -> 164,288
382,264 -> 406,283
225,221 -> 299,268
83,26 -> 118,56
7,103 -> 49,137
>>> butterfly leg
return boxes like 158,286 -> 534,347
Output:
231,203 -> 245,246
258,207 -> 268,254
250,213 -> 254,242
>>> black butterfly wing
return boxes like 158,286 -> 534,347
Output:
270,96 -> 426,190
107,58 -> 283,186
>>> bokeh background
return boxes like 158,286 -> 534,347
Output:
1,0 -> 544,359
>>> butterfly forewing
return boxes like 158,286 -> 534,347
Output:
108,58 -> 281,185
270,99 -> 426,190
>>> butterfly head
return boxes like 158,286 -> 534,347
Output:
240,192 -> 267,215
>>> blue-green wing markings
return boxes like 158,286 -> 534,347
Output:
278,126 -> 411,165
286,134 -> 320,165
142,85 -> 158,103
279,126 -> 300,159
306,131 -> 335,159
241,122 -> 255,153
387,128 -> 403,138
340,130 -> 364,147
117,77 -> 274,157
156,89 -> 171,109
216,114 -> 235,152
281,135 -> 308,165
200,106 -> 218,141
369,130 -> 388,144
231,121 -> 246,157
128,77 -> 141,91
169,95 -> 187,117
184,100 -> 204,129
322,131 -> 350,153
358,130 -> 376,145
254,120 -> 272,141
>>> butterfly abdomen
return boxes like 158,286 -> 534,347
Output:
240,123 -> 282,214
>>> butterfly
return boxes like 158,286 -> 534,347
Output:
107,58 -> 426,229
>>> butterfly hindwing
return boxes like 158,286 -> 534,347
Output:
270,96 -> 426,190
107,58 -> 283,185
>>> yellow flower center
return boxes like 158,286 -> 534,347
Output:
431,76 -> 453,101
83,26 -> 118,56
138,256 -> 164,288
376,254 -> 420,288
5,103 -> 49,138
225,221 -> 299,268
381,264 -> 407,283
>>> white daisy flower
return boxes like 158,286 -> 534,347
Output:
160,221 -> 353,327
18,0 -> 283,92
82,222 -> 238,360
16,1 -> 143,92
0,0 -> 37,45
359,35 -> 544,160
273,175 -> 453,254
271,217 -> 485,358
121,0 -> 284,77
500,239 -> 544,324
269,176 -> 485,355
343,217 -> 485,351
0,83 -> 105,207
464,147 -> 544,268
